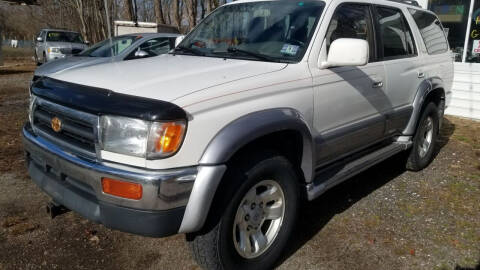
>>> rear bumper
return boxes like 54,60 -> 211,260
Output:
22,123 -> 197,237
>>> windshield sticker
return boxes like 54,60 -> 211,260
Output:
281,44 -> 299,56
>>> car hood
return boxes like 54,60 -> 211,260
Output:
48,54 -> 287,102
35,56 -> 111,76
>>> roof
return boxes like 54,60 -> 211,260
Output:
41,29 -> 82,33
228,0 -> 423,8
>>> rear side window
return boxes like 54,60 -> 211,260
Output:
408,9 -> 448,55
375,6 -> 417,60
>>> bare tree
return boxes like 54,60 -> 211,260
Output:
171,0 -> 182,30
185,0 -> 197,30
122,0 -> 133,20
154,0 -> 166,24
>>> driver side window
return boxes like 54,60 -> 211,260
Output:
326,4 -> 375,62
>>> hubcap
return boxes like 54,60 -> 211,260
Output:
418,116 -> 433,158
233,180 -> 285,259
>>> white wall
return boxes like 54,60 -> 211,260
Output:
445,63 -> 480,120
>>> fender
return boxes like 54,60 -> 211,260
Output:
199,108 -> 315,181
403,77 -> 445,136
178,108 -> 315,233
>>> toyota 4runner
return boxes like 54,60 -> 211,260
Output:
23,0 -> 453,269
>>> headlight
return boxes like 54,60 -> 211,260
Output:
47,47 -> 61,53
100,115 -> 186,159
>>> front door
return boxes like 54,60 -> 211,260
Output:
310,3 -> 389,167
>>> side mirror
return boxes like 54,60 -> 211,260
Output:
85,41 -> 90,46
134,49 -> 149,58
320,38 -> 369,69
175,35 -> 185,47
36,37 -> 43,42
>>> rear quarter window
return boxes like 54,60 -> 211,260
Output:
408,9 -> 449,55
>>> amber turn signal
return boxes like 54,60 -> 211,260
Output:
154,122 -> 185,153
101,178 -> 142,200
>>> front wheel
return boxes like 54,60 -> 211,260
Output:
406,102 -> 439,171
188,153 -> 299,270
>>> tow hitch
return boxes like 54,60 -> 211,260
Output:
46,201 -> 70,219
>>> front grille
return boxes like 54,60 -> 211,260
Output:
60,48 -> 71,54
32,99 -> 97,157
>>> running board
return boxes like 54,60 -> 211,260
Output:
306,142 -> 412,201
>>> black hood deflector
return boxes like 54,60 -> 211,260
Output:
31,77 -> 187,121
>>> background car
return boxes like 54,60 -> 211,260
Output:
35,29 -> 89,65
33,33 -> 182,81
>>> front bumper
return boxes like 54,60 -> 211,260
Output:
22,123 -> 197,237
46,52 -> 67,61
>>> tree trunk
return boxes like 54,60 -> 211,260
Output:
200,0 -> 205,19
172,0 -> 181,30
185,0 -> 197,30
154,0 -> 166,25
123,0 -> 133,21
73,0 -> 88,41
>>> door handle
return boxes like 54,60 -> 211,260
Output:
418,72 -> 425,78
372,81 -> 383,88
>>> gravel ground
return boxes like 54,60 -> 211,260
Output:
0,61 -> 479,270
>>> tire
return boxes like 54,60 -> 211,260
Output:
188,152 -> 299,270
406,102 -> 439,171
34,53 -> 41,66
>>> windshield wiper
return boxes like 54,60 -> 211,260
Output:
224,47 -> 276,62
172,46 -> 205,56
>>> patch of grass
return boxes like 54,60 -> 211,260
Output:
448,181 -> 471,195
434,263 -> 451,270
1,46 -> 33,59
399,201 -> 423,217
363,214 -> 381,228
454,135 -> 471,144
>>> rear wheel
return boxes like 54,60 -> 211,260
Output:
188,152 -> 299,270
406,102 -> 439,171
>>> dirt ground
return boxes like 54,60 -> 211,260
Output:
0,61 -> 479,270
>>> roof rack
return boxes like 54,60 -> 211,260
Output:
387,0 -> 421,7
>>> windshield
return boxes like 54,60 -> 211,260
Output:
177,0 -> 324,63
46,31 -> 84,43
79,36 -> 139,57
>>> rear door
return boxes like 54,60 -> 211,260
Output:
407,9 -> 453,106
372,5 -> 422,135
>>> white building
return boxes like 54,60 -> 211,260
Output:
418,0 -> 480,120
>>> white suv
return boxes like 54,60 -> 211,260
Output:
23,0 -> 453,269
